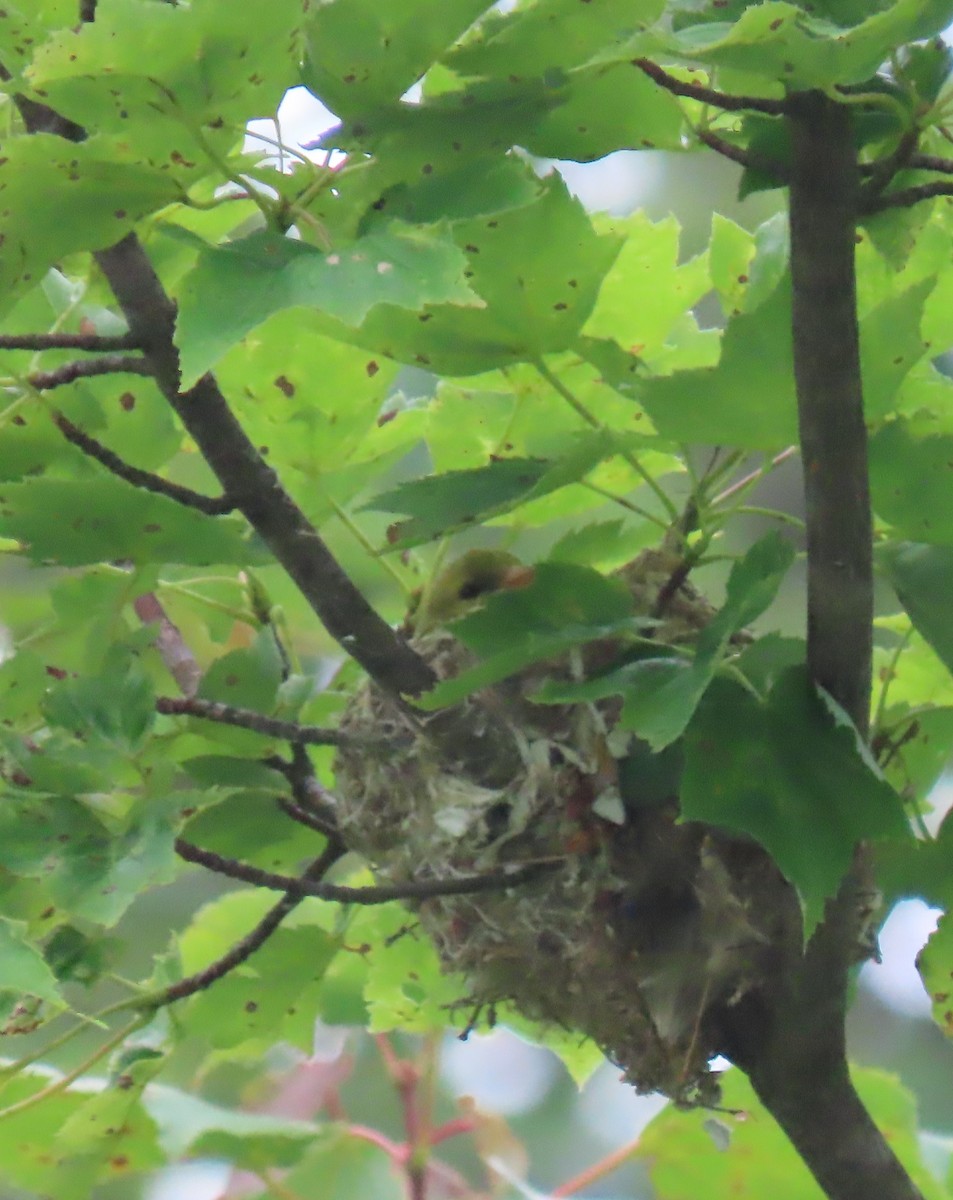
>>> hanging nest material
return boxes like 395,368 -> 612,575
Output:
334,546 -> 800,1104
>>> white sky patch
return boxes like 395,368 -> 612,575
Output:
245,87 -> 342,168
441,1028 -> 559,1114
861,899 -> 941,1017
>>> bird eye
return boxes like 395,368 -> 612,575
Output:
457,579 -> 485,601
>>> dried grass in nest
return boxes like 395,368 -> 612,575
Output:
334,548 -> 797,1104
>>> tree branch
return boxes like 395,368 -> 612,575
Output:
53,411 -> 234,514
267,744 -> 343,837
633,59 -> 787,115
12,93 -> 435,699
862,179 -> 953,213
27,355 -> 152,390
787,91 -> 872,734
696,128 -> 789,181
857,128 -> 918,204
155,694 -> 368,746
92,233 -> 437,696
721,91 -> 924,1200
174,837 -> 560,904
134,593 -> 203,697
0,331 -> 140,352
158,839 -> 347,1005
905,152 -> 953,174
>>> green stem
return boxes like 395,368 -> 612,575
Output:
871,625 -> 913,739
325,493 -> 412,596
533,357 -> 680,523
580,480 -> 669,529
0,1013 -> 150,1121
732,504 -> 806,529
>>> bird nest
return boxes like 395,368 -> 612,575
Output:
333,549 -> 797,1104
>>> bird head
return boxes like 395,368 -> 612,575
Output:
406,549 -> 534,636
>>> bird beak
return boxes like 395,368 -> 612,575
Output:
499,564 -> 536,592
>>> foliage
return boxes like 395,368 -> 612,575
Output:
2,1 -> 953,1198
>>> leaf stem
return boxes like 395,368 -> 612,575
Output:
533,357 -> 680,523
871,625 -> 914,740
579,480 -> 669,529
0,1013 -> 150,1122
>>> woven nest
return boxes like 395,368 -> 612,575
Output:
334,548 -> 797,1104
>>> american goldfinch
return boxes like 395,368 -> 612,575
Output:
407,549 -> 534,635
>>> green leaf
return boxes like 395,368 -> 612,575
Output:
43,646 -> 155,751
919,909 -> 953,1038
0,478 -> 266,567
629,269 -> 937,449
282,1129 -> 406,1200
186,924 -> 339,1050
175,225 -> 479,388
547,519 -> 657,570
316,78 -> 561,235
523,60 -> 684,160
0,789 -> 177,927
446,0 -> 665,78
861,278 -> 934,421
145,1085 -> 319,1167
364,431 -> 621,547
709,212 -> 789,316
735,634 -> 806,695
30,0 -> 304,136
634,274 -> 797,448
302,0 -> 494,118
370,155 -> 545,226
55,1058 -> 165,1185
878,541 -> 953,672
896,36 -> 953,104
415,561 -> 637,708
0,136 -> 182,315
582,211 -> 711,361
214,312 -> 400,480
0,918 -> 65,1006
638,1067 -> 946,1200
0,651 -> 50,724
360,902 -> 463,1031
870,423 -> 953,543
198,631 -> 285,712
353,177 -> 623,374
879,804 -> 953,909
667,0 -> 953,89
683,668 -> 911,935
538,532 -> 795,749
0,1072 -> 90,1195
180,791 -> 316,873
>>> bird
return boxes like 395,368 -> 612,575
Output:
405,548 -> 535,636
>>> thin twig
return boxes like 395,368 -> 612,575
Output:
696,128 -> 789,181
277,796 -> 338,837
711,447 -> 797,507
862,178 -> 953,212
633,59 -> 787,115
156,695 -> 363,746
0,331 -> 139,352
53,412 -> 235,515
158,840 -> 347,1004
268,744 -> 341,835
27,355 -> 153,391
906,152 -> 953,174
858,128 -> 919,202
174,837 -> 561,904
